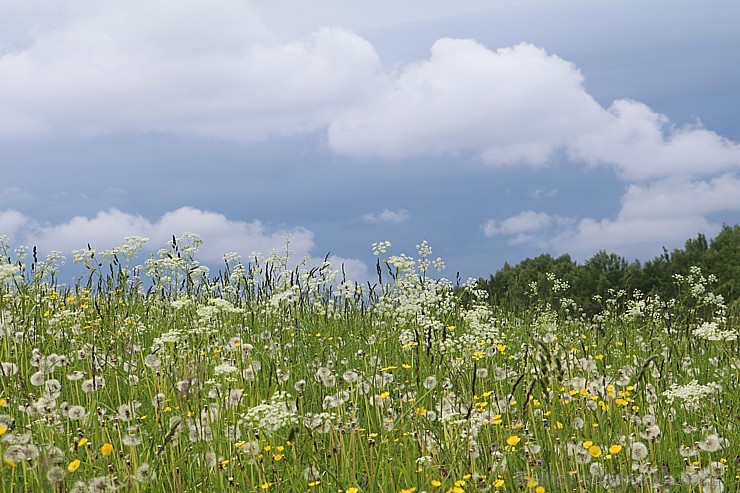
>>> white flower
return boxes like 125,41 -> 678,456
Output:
693,321 -> 738,341
143,354 -> 162,369
631,442 -> 648,461
663,380 -> 722,411
0,264 -> 19,283
67,405 -> 87,421
698,434 -> 723,453
214,362 -> 238,376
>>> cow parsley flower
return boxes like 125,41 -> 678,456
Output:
663,380 -> 722,411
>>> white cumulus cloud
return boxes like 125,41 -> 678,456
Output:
485,174 -> 740,259
0,0 -> 384,140
2,5 -> 737,182
0,207 -> 366,280
362,208 -> 410,224
328,39 -> 740,180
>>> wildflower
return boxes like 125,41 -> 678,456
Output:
431,479 -> 442,487
117,404 -> 134,421
135,463 -> 153,482
122,432 -> 142,447
67,405 -> 87,421
506,435 -> 521,446
0,362 -> 18,376
143,354 -> 162,369
67,371 -> 85,381
698,434 -> 723,453
47,466 -> 66,484
589,462 -> 605,477
423,376 -> 437,390
608,444 -> 622,455
575,447 -> 591,465
100,443 -> 113,456
30,371 -> 46,386
588,444 -> 602,457
67,459 -> 81,473
631,442 -> 648,461
663,380 -> 722,411
81,377 -> 105,393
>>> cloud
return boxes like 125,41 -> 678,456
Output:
362,208 -> 410,224
328,39 -> 740,180
485,174 -> 740,259
1,206 -> 318,264
483,210 -> 571,246
558,174 -> 740,255
327,255 -> 371,283
483,211 -> 553,237
1,4 -> 738,181
531,188 -> 558,199
0,210 -> 29,238
0,1 -> 384,140
0,207 -> 374,281
569,100 -> 740,180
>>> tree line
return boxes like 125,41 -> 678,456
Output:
477,224 -> 739,314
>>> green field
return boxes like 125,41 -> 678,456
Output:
0,235 -> 736,492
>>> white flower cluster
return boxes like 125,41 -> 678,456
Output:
240,391 -> 298,434
663,380 -> 723,411
0,264 -> 20,283
693,321 -> 738,341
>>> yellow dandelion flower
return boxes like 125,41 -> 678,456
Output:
77,437 -> 88,448
588,445 -> 602,457
583,440 -> 593,449
431,479 -> 442,487
536,487 -> 546,493
101,443 -> 113,456
273,454 -> 283,461
0,425 -> 7,436
609,444 -> 623,455
506,435 -> 521,446
493,479 -> 505,488
67,459 -> 81,473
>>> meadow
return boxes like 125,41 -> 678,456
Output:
0,234 -> 736,492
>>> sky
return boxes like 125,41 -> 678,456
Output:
1,0 -> 739,282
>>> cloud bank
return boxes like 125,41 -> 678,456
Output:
483,174 -> 740,258
1,207 -> 312,261
1,2 -> 737,182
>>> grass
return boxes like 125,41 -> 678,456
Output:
0,234 -> 737,492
